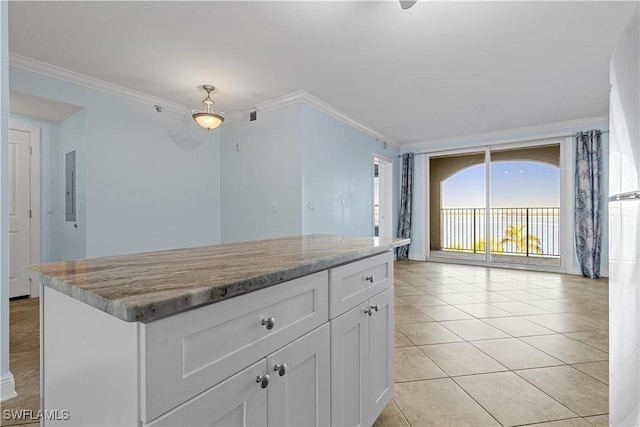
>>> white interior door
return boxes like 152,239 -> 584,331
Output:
8,128 -> 31,298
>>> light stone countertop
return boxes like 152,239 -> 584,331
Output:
25,234 -> 410,323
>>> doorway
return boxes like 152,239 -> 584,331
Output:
8,123 -> 40,298
373,155 -> 393,237
429,144 -> 561,270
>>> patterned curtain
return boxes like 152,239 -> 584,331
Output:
575,130 -> 603,278
397,153 -> 414,260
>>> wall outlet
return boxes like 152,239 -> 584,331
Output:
272,202 -> 278,212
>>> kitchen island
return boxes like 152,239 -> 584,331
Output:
26,234 -> 409,427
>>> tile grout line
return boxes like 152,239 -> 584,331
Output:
389,262 -> 608,427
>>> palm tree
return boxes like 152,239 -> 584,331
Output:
448,238 -> 503,253
501,224 -> 543,255
474,238 -> 505,253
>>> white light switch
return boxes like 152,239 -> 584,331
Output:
45,204 -> 54,214
307,201 -> 314,211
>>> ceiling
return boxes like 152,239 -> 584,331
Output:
7,1 -> 637,145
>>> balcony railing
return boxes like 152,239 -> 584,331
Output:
441,207 -> 560,257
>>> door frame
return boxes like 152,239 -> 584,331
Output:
9,122 -> 40,297
372,154 -> 393,238
425,138 -> 567,273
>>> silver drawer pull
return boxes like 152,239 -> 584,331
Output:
256,374 -> 270,389
261,317 -> 276,330
365,304 -> 380,316
274,363 -> 287,377
365,275 -> 375,283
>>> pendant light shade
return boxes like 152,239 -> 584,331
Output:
399,0 -> 417,9
192,85 -> 225,130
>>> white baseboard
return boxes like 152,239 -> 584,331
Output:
1,372 -> 17,402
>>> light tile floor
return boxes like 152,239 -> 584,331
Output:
5,261 -> 609,427
374,260 -> 609,427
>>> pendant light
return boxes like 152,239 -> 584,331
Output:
399,0 -> 417,9
192,85 -> 225,130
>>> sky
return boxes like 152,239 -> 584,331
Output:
442,161 -> 560,208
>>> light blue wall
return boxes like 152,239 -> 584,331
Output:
9,114 -> 62,262
9,64 -> 399,260
301,104 -> 399,236
220,105 -> 303,243
58,110 -> 87,260
9,67 -> 222,258
219,103 -> 399,242
403,118 -> 610,276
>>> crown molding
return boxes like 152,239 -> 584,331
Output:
10,53 -> 398,143
401,115 -> 608,150
254,90 -> 399,148
9,53 -> 191,115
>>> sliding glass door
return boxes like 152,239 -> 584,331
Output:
429,144 -> 561,269
489,146 -> 560,267
430,151 -> 487,263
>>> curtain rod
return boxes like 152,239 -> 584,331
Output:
398,130 -> 610,157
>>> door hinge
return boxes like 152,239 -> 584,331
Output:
29,209 -> 32,218
29,146 -> 33,155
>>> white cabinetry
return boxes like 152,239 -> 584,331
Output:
141,271 -> 329,422
368,288 -> 394,420
268,324 -> 330,426
40,251 -> 394,427
329,252 -> 393,319
330,252 -> 394,427
146,359 -> 268,427
147,325 -> 330,427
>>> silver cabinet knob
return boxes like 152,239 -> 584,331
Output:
365,304 -> 380,316
274,363 -> 287,377
261,317 -> 276,330
365,275 -> 375,283
256,374 -> 270,389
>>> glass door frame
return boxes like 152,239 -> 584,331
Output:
425,138 -> 569,273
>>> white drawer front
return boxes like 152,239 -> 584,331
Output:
329,252 -> 393,319
141,271 -> 329,422
144,359 -> 268,427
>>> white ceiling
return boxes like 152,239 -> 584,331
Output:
7,1 -> 638,145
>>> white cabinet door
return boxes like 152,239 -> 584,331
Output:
268,324 -> 331,427
368,287 -> 394,423
145,359 -> 268,427
330,287 -> 395,427
330,302 -> 370,427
